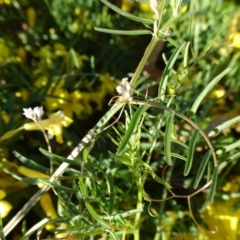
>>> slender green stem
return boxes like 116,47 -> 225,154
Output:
37,121 -> 53,174
134,178 -> 143,240
154,165 -> 174,240
130,36 -> 160,87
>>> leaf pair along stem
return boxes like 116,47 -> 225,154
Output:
130,98 -> 218,168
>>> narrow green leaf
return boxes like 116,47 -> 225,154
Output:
208,115 -> 240,137
101,0 -> 154,25
193,149 -> 213,189
183,42 -> 190,69
58,190 -> 79,215
39,148 -> 80,165
200,166 -> 218,212
218,152 -> 240,171
21,218 -> 49,240
106,172 -> 114,214
172,138 -> 188,149
102,208 -> 143,221
156,150 -> 187,161
152,175 -> 172,189
164,113 -> 174,166
78,177 -> 87,195
69,48 -> 80,69
65,167 -> 82,176
13,151 -> 48,174
216,139 -> 240,155
184,130 -> 199,176
49,225 -> 103,234
159,42 -> 186,101
94,27 -> 151,35
72,180 -> 83,205
85,203 -> 110,229
83,148 -> 89,161
207,162 -> 212,182
3,168 -> 43,185
208,167 -> 218,204
38,178 -> 78,192
190,68 -> 231,114
226,151 -> 240,162
117,105 -> 148,154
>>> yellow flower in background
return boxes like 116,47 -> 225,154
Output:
17,166 -> 49,179
34,75 -> 48,88
34,45 -> 52,68
0,0 -> 12,4
55,224 -> 74,239
121,0 -> 134,12
121,0 -> 154,17
45,81 -> 85,118
57,90 -> 85,118
0,161 -> 28,193
232,33 -> 240,49
79,73 -> 116,113
16,46 -> 27,63
0,162 -> 28,218
40,193 -> 58,219
181,4 -> 188,14
0,190 -> 6,199
17,166 -> 49,188
24,111 -> 73,144
0,38 -> 10,63
146,208 -> 193,240
34,72 -> 116,119
161,211 -> 178,239
139,3 -> 151,13
15,88 -> 29,101
199,198 -> 240,240
1,110 -> 10,123
223,176 -> 240,192
54,43 -> 67,57
34,43 -> 88,73
0,128 -> 22,142
74,7 -> 81,15
53,42 -> 89,67
26,7 -> 36,28
228,15 -> 240,49
210,86 -> 226,99
169,233 -> 195,240
99,72 -> 116,95
82,92 -> 103,112
0,175 -> 27,194
0,200 -> 12,218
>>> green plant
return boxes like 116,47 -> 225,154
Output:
2,0 -> 240,239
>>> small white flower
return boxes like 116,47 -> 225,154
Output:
23,106 -> 44,121
33,107 -> 44,120
23,108 -> 36,121
116,78 -> 133,99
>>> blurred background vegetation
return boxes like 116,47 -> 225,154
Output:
1,0 -> 240,239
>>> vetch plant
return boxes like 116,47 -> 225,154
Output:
2,0 -> 240,239
23,107 -> 55,174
